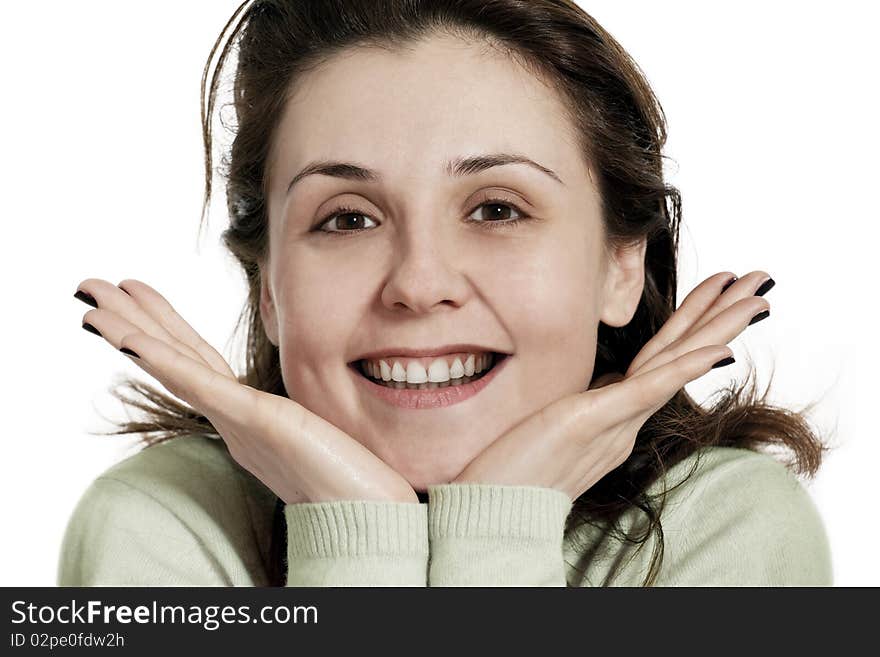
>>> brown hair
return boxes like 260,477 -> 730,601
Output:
94,0 -> 832,586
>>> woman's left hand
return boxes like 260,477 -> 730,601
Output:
451,270 -> 773,501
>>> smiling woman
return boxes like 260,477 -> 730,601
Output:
58,0 -> 832,587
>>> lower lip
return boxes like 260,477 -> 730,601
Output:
348,354 -> 511,410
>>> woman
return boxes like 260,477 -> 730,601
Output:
58,0 -> 831,586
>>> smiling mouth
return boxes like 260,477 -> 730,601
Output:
350,352 -> 506,390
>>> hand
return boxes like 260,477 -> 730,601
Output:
452,270 -> 773,501
75,278 -> 419,505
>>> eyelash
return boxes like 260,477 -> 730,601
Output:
311,198 -> 532,237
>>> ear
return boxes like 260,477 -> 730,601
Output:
258,261 -> 280,347
599,237 -> 647,328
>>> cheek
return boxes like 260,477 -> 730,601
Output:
489,242 -> 598,337
272,266 -> 363,366
485,242 -> 598,388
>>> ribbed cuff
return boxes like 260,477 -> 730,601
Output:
284,500 -> 428,587
426,483 -> 572,587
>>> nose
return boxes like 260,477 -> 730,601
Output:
379,226 -> 472,314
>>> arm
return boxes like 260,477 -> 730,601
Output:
58,476 -> 429,587
284,500 -> 428,586
425,483 -> 572,586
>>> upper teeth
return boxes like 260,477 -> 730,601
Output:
361,352 -> 495,384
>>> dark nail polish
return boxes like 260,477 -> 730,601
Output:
749,309 -> 770,326
120,347 -> 140,359
712,356 -> 736,369
721,276 -> 738,293
754,277 -> 775,297
82,322 -> 101,337
74,290 -> 98,308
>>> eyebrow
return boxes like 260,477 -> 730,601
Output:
284,152 -> 565,197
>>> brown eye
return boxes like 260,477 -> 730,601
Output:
467,199 -> 529,228
315,206 -> 378,234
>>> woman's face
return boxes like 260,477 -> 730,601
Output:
260,34 -> 645,491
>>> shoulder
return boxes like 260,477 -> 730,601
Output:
90,434 -> 277,536
566,446 -> 833,586
96,433 -> 254,503
653,446 -> 833,585
58,434 -> 277,585
658,446 -> 821,519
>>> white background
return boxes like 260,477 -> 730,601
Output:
1,1 -> 876,585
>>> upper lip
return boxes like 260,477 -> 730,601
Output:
350,344 -> 510,362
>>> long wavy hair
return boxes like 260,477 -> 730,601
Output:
93,0 -> 832,586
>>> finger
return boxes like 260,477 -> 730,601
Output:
81,307 -> 208,402
117,278 -> 235,378
76,278 -> 208,370
675,270 -> 773,344
115,328 -> 256,437
627,271 -> 735,375
594,344 -> 734,429
81,306 -> 200,407
117,329 -> 405,503
634,293 -> 767,377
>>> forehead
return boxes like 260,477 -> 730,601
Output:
268,34 -> 583,187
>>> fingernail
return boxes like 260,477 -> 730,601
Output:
74,290 -> 98,308
754,277 -> 775,297
749,309 -> 770,326
721,276 -> 738,293
712,356 -> 736,369
82,322 -> 101,337
120,347 -> 140,359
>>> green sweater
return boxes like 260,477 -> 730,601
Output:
57,434 -> 833,586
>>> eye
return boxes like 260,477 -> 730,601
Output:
313,206 -> 379,234
466,198 -> 530,228
311,197 -> 532,237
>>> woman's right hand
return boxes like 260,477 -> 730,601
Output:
75,278 -> 419,506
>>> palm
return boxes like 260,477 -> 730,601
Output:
454,270 -> 772,499
76,278 -> 419,505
